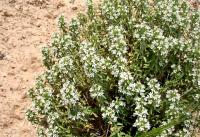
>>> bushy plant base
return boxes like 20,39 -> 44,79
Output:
26,0 -> 200,136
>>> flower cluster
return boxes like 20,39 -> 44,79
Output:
108,25 -> 127,58
155,0 -> 191,29
118,71 -> 134,96
89,83 -> 105,100
146,78 -> 161,107
107,25 -> 128,77
101,0 -> 129,22
60,81 -> 79,106
27,0 -> 200,136
157,89 -> 182,136
79,41 -> 107,77
101,99 -> 125,124
133,82 -> 150,132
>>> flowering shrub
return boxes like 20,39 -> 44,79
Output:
26,0 -> 200,136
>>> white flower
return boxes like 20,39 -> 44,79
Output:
101,99 -> 125,124
60,81 -> 79,106
90,84 -> 105,99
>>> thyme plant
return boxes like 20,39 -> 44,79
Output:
26,0 -> 200,136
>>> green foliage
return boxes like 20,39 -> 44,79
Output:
26,0 -> 200,136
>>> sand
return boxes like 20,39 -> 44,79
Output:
0,0 -> 86,136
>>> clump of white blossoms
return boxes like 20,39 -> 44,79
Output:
26,0 -> 200,136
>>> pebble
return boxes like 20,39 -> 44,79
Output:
9,0 -> 16,4
3,11 -> 13,17
72,6 -> 78,10
0,51 -> 5,60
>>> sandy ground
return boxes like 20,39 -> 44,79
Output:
0,0 -> 199,137
0,0 -> 87,136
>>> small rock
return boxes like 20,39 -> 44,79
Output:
19,36 -> 26,40
57,2 -> 65,9
23,7 -> 29,13
3,11 -> 13,17
0,51 -> 5,60
0,94 -> 6,98
2,123 -> 9,128
71,6 -> 78,10
15,5 -> 22,10
45,13 -> 53,19
10,114 -> 22,120
69,0 -> 75,3
8,72 -> 15,76
0,89 -> 5,92
2,37 -> 9,42
21,92 -> 27,99
31,57 -> 38,64
35,22 -> 41,27
9,0 -> 16,4
13,104 -> 20,109
21,67 -> 28,72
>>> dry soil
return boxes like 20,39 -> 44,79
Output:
0,0 -> 87,136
